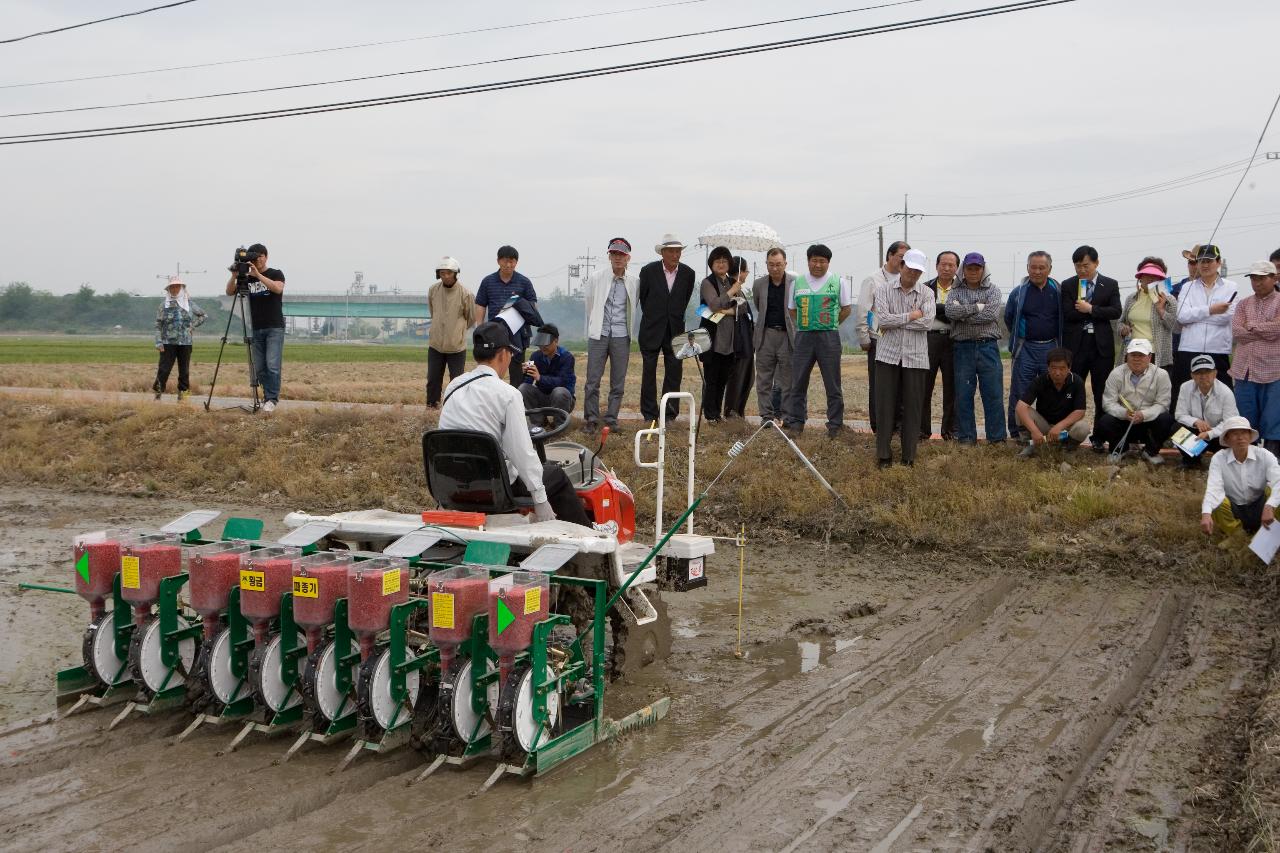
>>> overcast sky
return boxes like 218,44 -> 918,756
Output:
1,0 -> 1277,300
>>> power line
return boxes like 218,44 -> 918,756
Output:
1,1 -> 200,46
889,156 -> 1266,220
1204,87 -> 1280,246
0,0 -> 1078,145
0,0 -> 713,89
0,0 -> 930,119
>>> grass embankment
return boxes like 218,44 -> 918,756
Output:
0,394 -> 1255,582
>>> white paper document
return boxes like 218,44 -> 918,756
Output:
1249,522 -> 1280,564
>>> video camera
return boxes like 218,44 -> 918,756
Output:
231,246 -> 262,294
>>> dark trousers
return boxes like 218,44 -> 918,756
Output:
426,347 -> 466,406
874,361 -> 928,464
1172,350 -> 1231,412
507,349 -> 528,387
1070,335 -> 1112,426
640,342 -> 684,422
700,351 -> 733,421
154,344 -> 192,393
924,331 -> 955,438
511,463 -> 592,527
1093,411 -> 1176,456
1008,339 -> 1056,438
866,342 -> 878,432
786,330 -> 843,432
724,353 -> 754,418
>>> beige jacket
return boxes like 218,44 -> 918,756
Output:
427,281 -> 475,353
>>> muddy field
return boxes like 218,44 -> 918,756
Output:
0,486 -> 1273,851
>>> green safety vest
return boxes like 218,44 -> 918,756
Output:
794,275 -> 842,332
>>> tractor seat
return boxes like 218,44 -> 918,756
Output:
421,429 -> 535,515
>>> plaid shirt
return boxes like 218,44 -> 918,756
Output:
872,279 -> 935,369
1230,289 -> 1280,384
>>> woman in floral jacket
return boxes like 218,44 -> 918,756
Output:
154,277 -> 207,401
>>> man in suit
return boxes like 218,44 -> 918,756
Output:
1060,244 -> 1122,441
751,247 -> 797,423
637,233 -> 697,423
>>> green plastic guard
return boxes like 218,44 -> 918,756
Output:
222,517 -> 264,541
463,540 -> 510,566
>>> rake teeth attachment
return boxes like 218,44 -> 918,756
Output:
604,696 -> 671,740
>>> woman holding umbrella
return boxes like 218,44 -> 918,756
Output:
699,246 -> 745,422
723,255 -> 756,419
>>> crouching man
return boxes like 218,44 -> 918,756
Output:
1015,347 -> 1090,458
1093,338 -> 1175,465
439,322 -> 591,526
1200,416 -> 1280,536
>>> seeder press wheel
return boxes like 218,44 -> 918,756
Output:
82,613 -> 133,688
301,638 -> 357,728
355,646 -> 423,737
249,632 -> 306,714
560,586 -> 672,681
441,658 -> 499,746
496,662 -> 561,760
127,615 -> 196,697
189,626 -> 243,713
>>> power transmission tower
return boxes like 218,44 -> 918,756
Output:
575,249 -> 597,297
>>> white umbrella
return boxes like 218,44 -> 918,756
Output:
696,220 -> 783,253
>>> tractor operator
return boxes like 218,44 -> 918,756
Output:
438,321 -> 592,527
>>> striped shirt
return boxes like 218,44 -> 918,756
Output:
944,278 -> 1003,341
872,279 -> 935,369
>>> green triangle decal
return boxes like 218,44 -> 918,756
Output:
75,551 -> 90,584
496,597 -> 515,635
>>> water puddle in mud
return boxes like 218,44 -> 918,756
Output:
740,635 -> 865,679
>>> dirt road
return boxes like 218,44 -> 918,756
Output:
0,488 -> 1270,851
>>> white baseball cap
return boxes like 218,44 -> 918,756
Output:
1125,338 -> 1153,356
903,249 -> 928,272
1246,260 -> 1277,277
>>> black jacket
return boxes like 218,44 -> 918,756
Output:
637,260 -> 696,349
1061,274 -> 1121,361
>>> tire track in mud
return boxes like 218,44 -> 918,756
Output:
965,589 -> 1187,851
531,575 -> 1019,851
676,580 -> 1125,851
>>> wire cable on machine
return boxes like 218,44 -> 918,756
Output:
1,0 -> 715,89
0,0 -> 931,119
0,0 -> 200,46
1203,87 -> 1280,246
0,0 -> 1077,145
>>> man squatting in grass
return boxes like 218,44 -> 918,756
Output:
1015,347 -> 1090,459
224,243 -> 286,413
1201,416 -> 1280,537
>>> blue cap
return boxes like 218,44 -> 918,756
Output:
962,252 -> 986,267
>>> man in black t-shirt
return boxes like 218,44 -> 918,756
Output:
224,242 -> 286,412
1015,347 -> 1089,458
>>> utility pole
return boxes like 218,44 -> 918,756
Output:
903,194 -> 909,242
877,226 -> 884,266
155,262 -> 206,285
576,249 -> 597,298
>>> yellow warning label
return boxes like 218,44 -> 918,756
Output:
292,577 -> 318,598
121,555 -> 140,589
431,592 -> 454,629
382,568 -> 401,596
239,569 -> 265,592
524,586 -> 541,615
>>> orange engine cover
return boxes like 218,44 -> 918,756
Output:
576,471 -> 635,543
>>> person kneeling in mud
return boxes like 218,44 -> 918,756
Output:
1200,416 -> 1280,537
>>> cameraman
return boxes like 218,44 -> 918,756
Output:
225,243 -> 286,413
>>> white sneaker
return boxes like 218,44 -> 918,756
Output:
261,401 -> 277,413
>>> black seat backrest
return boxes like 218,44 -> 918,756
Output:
421,429 -> 533,514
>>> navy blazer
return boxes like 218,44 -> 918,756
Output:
1060,274 -> 1122,362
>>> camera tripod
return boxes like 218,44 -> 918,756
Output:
204,290 -> 261,413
